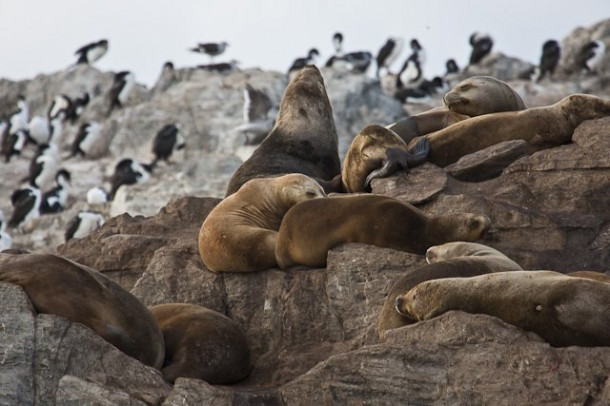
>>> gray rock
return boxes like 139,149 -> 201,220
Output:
446,140 -> 529,181
371,162 -> 447,204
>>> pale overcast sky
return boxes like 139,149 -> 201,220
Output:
0,1 -> 608,86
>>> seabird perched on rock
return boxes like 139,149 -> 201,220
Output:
108,71 -> 136,112
197,60 -> 240,73
445,59 -> 460,74
75,39 -> 109,65
396,39 -> 426,90
288,48 -> 320,74
190,41 -> 228,62
376,37 -> 404,78
151,123 -> 185,166
8,185 -> 41,229
533,40 -> 561,82
340,51 -> 373,73
70,121 -> 101,158
0,210 -> 12,251
65,211 -> 105,241
8,95 -> 29,134
109,158 -> 151,200
469,32 -> 493,65
576,40 -> 606,74
28,116 -> 51,145
40,169 -> 71,214
48,112 -> 65,145
332,32 -> 344,54
68,92 -> 90,123
27,143 -> 60,190
48,94 -> 72,120
1,129 -> 30,162
233,84 -> 277,145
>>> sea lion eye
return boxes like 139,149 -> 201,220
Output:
459,84 -> 471,91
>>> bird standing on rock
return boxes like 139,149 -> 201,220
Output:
376,37 -> 404,78
288,48 -> 320,74
469,32 -> 493,65
75,39 -> 109,65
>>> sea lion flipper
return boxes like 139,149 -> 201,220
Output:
406,137 -> 430,166
364,147 -> 411,190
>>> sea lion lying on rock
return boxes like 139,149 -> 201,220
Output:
377,242 -> 522,340
275,194 -> 490,269
150,303 -> 250,384
0,251 -> 165,368
199,173 -> 326,272
395,270 -> 610,347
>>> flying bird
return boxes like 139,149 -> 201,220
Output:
75,39 -> 109,65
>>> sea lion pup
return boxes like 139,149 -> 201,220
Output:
275,194 -> 490,269
341,124 -> 430,193
149,303 -> 250,384
388,76 -> 525,143
377,242 -> 522,340
0,252 -> 164,368
199,174 -> 326,272
409,93 -> 610,167
395,270 -> 610,347
226,65 -> 341,196
425,241 -> 522,270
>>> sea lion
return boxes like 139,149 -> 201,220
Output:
199,173 -> 326,272
341,124 -> 430,193
410,93 -> 610,167
150,303 -> 250,384
378,242 -> 522,340
387,76 -> 525,143
567,270 -> 610,284
0,252 -> 164,368
275,194 -> 490,269
425,241 -> 522,271
225,65 -> 341,196
395,270 -> 610,347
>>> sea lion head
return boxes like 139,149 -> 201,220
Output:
276,173 -> 326,208
443,76 -> 525,117
429,213 -> 491,245
426,241 -> 504,263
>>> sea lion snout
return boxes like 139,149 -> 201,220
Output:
443,91 -> 467,110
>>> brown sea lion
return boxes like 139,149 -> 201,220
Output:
0,252 -> 164,368
150,303 -> 250,384
567,270 -> 610,284
411,93 -> 610,167
341,124 -> 430,193
275,194 -> 490,269
199,173 -> 326,272
225,65 -> 341,196
378,242 -> 522,340
388,76 -> 525,143
395,270 -> 610,347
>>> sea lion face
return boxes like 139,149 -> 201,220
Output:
426,241 -> 503,263
443,76 -> 525,117
433,213 -> 491,244
278,173 -> 326,207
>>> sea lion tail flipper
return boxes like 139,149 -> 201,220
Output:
406,137 -> 430,166
364,147 -> 411,191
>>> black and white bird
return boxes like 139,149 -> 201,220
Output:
332,32 -> 344,55
48,94 -> 72,120
341,51 -> 373,73
288,48 -> 320,74
70,121 -> 101,157
75,39 -> 109,65
108,71 -> 136,112
234,84 -> 277,145
68,92 -> 90,123
40,169 -> 71,214
65,211 -> 105,241
48,112 -> 65,145
189,41 -> 228,62
8,186 -> 41,229
445,59 -> 460,74
396,39 -> 426,89
8,95 -> 29,134
469,32 -> 493,65
1,129 -> 30,162
197,60 -> 240,73
532,40 -> 561,82
0,210 -> 12,251
151,123 -> 185,166
376,37 -> 404,78
576,40 -> 606,74
27,115 -> 51,145
109,158 -> 151,200
27,143 -> 60,190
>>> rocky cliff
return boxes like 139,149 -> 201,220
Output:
1,19 -> 610,405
